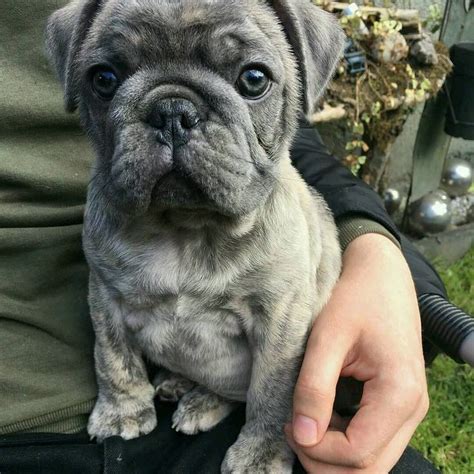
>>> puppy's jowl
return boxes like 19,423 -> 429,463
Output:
47,1 -> 344,472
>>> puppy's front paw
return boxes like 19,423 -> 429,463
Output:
221,432 -> 293,474
172,386 -> 236,435
88,394 -> 157,442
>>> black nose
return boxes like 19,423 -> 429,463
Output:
147,98 -> 201,147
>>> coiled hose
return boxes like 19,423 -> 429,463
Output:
419,293 -> 474,367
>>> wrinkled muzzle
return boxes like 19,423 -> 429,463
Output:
100,70 -> 275,218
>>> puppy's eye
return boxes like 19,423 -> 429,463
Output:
237,68 -> 271,100
91,68 -> 120,100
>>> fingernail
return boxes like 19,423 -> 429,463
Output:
293,415 -> 318,446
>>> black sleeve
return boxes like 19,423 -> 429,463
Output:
290,121 -> 446,298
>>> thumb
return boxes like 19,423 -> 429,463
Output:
291,313 -> 350,448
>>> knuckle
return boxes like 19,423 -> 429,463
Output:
406,381 -> 424,404
389,392 -> 414,414
387,370 -> 428,420
418,393 -> 430,418
393,369 -> 425,402
295,377 -> 332,402
351,451 -> 378,470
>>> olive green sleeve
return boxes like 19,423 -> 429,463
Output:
337,215 -> 401,253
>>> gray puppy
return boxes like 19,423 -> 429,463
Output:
46,0 -> 344,472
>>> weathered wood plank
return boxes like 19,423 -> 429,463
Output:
408,2 -> 474,206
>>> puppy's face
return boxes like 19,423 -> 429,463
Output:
80,0 -> 297,217
47,0 -> 344,219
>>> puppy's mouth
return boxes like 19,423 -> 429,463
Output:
150,169 -> 230,227
150,167 -> 210,210
109,116 -> 265,219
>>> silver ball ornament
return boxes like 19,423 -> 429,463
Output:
408,191 -> 452,236
383,188 -> 402,214
432,189 -> 451,202
441,159 -> 473,197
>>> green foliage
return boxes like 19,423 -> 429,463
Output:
424,4 -> 443,34
412,356 -> 474,473
436,249 -> 474,314
405,65 -> 433,104
372,19 -> 402,36
411,248 -> 474,473
345,122 -> 369,175
340,13 -> 367,40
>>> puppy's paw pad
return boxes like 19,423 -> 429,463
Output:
171,388 -> 235,435
153,372 -> 195,402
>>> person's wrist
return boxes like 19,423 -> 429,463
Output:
343,232 -> 405,270
343,232 -> 424,343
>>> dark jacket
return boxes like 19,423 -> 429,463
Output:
291,122 -> 447,299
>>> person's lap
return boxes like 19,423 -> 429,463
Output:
0,400 -> 439,474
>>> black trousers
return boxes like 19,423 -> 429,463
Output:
0,402 -> 439,474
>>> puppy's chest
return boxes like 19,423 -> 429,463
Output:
122,294 -> 244,342
122,294 -> 251,394
110,232 -> 235,298
106,235 -> 253,382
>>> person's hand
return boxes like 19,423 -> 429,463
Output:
285,233 -> 429,473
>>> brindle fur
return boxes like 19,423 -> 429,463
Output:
46,1 -> 344,472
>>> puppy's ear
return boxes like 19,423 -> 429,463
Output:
46,0 -> 105,112
269,0 -> 345,116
